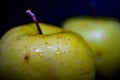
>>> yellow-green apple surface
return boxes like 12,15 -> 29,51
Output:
62,16 -> 120,77
0,22 -> 95,80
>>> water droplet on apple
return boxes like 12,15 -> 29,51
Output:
55,48 -> 62,56
47,46 -> 61,55
35,48 -> 43,52
55,51 -> 60,54
34,48 -> 44,57
36,52 -> 44,57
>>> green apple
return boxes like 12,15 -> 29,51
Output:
62,16 -> 120,77
0,22 -> 95,80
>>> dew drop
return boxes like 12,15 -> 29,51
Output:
55,48 -> 62,56
34,48 -> 44,57
55,51 -> 60,55
35,52 -> 44,57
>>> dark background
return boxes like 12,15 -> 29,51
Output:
0,0 -> 120,80
0,0 -> 120,38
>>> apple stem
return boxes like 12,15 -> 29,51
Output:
91,0 -> 96,17
26,9 -> 42,34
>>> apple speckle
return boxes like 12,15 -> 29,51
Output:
63,52 -> 65,54
24,46 -> 27,48
59,36 -> 62,38
48,68 -> 52,72
18,50 -> 21,52
57,37 -> 60,39
45,42 -> 48,44
65,42 -> 68,45
67,38 -> 70,41
16,38 -> 20,41
60,62 -> 64,65
7,44 -> 10,47
24,55 -> 30,62
45,42 -> 50,46
47,58 -> 50,61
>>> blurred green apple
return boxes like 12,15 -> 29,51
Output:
0,22 -> 95,80
62,16 -> 120,77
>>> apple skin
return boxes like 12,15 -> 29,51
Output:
62,16 -> 120,77
0,23 -> 95,80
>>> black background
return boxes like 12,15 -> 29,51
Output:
0,0 -> 120,79
0,0 -> 120,38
